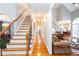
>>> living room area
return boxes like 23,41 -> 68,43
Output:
51,3 -> 79,56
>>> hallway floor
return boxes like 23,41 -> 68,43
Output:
30,35 -> 72,56
31,36 -> 49,56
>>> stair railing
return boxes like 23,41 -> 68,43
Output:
0,9 -> 26,36
0,9 -> 27,56
26,21 -> 32,55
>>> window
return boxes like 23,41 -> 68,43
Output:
73,18 -> 79,37
58,20 -> 71,31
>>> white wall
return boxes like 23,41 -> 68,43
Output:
71,8 -> 79,21
54,5 -> 71,21
0,3 -> 17,21
45,10 -> 52,54
16,3 -> 31,16
0,3 -> 31,21
62,5 -> 71,21
51,7 -> 61,31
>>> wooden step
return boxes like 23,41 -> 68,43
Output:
19,26 -> 30,28
19,26 -> 29,28
14,32 -> 26,35
9,40 -> 32,45
20,24 -> 29,25
17,31 -> 28,33
11,34 -> 26,36
18,28 -> 29,32
7,45 -> 26,48
4,47 -> 32,51
1,50 -> 32,56
21,24 -> 29,26
9,42 -> 26,45
9,42 -> 32,45
1,54 -> 27,56
2,51 -> 27,55
11,38 -> 25,40
4,48 -> 27,51
19,27 -> 30,29
12,36 -> 26,39
18,28 -> 29,31
21,24 -> 30,25
10,39 -> 26,43
20,25 -> 30,27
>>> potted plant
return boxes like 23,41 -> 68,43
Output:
0,33 -> 8,56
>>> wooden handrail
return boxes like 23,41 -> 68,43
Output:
0,9 -> 27,36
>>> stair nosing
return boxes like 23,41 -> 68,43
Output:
0,54 -> 27,56
17,31 -> 29,32
11,38 -> 25,40
8,43 -> 26,45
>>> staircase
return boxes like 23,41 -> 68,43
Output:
0,16 -> 33,56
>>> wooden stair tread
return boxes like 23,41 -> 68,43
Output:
11,34 -> 26,36
20,27 -> 29,28
1,54 -> 27,56
9,43 -> 32,45
20,26 -> 29,27
17,30 -> 29,32
19,27 -> 29,28
21,24 -> 30,25
4,48 -> 27,51
9,42 -> 26,45
18,29 -> 29,30
21,24 -> 30,26
18,28 -> 29,30
0,48 -> 27,51
0,47 -> 32,51
11,38 -> 25,40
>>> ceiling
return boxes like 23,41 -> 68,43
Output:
28,3 -> 51,14
53,3 -> 79,12
63,3 -> 79,12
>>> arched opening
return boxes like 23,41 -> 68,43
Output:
69,17 -> 79,55
72,17 -> 79,38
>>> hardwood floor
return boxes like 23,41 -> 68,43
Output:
27,32 -> 78,56
30,33 -> 72,56
50,54 -> 71,56
31,34 -> 49,56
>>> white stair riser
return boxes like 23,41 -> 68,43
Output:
7,44 -> 33,48
14,33 -> 27,35
16,31 -> 28,33
20,25 -> 29,26
10,40 -> 26,43
20,25 -> 30,27
18,29 -> 29,32
2,51 -> 26,54
19,28 -> 29,30
7,45 -> 26,48
12,36 -> 26,38
20,26 -> 30,28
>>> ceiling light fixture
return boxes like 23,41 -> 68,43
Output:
73,3 -> 79,6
